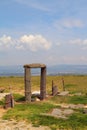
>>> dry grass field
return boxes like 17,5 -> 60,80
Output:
0,75 -> 87,94
0,75 -> 87,130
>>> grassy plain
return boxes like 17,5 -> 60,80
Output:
0,75 -> 87,130
0,75 -> 87,94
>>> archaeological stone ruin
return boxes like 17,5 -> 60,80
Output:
24,63 -> 46,102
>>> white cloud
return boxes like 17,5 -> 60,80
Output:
0,34 -> 51,51
62,19 -> 83,28
0,35 -> 13,50
54,18 -> 84,29
80,56 -> 87,62
82,46 -> 87,50
83,40 -> 87,45
55,42 -> 61,46
18,34 -> 51,51
69,38 -> 87,50
14,0 -> 50,12
69,39 -> 87,45
16,44 -> 24,50
61,55 -> 87,64
69,39 -> 82,45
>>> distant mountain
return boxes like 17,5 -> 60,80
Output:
47,64 -> 87,75
0,65 -> 24,76
0,64 -> 87,76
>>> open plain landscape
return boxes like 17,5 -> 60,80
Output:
0,75 -> 87,130
1,0 -> 87,129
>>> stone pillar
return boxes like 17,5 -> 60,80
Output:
24,67 -> 31,102
52,86 -> 58,96
40,67 -> 46,100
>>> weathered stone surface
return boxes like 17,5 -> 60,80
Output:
36,98 -> 40,101
58,91 -> 69,96
24,63 -> 46,68
68,104 -> 84,109
0,88 -> 5,93
5,94 -> 14,109
51,108 -> 74,119
0,93 -> 10,100
51,108 -> 62,116
32,91 -> 40,96
0,119 -> 51,130
59,103 -> 87,109
40,67 -> 46,100
24,67 -> 31,102
52,86 -> 58,96
83,109 -> 87,114
63,109 -> 74,115
74,92 -> 82,96
24,63 -> 46,102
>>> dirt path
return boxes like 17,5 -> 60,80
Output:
0,107 -> 50,130
0,107 -> 6,118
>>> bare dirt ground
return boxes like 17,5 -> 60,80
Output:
0,107 -> 6,118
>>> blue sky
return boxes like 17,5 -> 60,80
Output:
0,0 -> 87,66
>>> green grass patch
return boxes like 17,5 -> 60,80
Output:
49,94 -> 87,105
1,75 -> 87,129
3,102 -> 55,120
68,113 -> 87,129
68,95 -> 87,104
65,83 -> 77,88
0,99 -> 5,105
3,102 -> 87,130
50,95 -> 69,104
13,93 -> 25,102
37,113 -> 87,130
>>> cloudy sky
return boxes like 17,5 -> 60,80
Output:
0,0 -> 87,66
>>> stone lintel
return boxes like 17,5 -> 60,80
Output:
24,63 -> 46,68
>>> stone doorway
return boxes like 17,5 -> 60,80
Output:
24,63 -> 46,102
